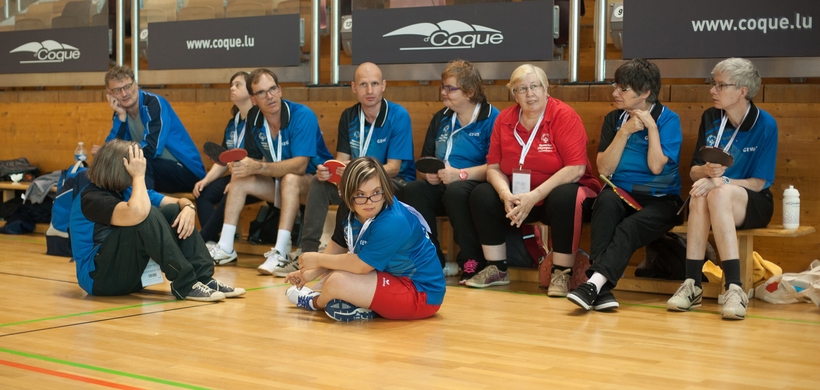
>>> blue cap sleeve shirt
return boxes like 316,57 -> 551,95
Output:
70,184 -> 165,295
598,103 -> 682,196
245,100 -> 333,175
421,101 -> 498,169
691,102 -> 777,189
331,197 -> 445,305
336,99 -> 416,182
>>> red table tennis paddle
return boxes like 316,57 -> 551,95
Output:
599,175 -> 642,211
204,142 -> 247,166
323,159 -> 346,185
416,157 -> 445,174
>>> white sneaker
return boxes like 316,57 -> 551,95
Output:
258,248 -> 286,275
209,245 -> 237,265
205,241 -> 218,250
547,268 -> 571,297
288,248 -> 303,262
721,284 -> 748,320
274,259 -> 299,277
667,278 -> 703,311
286,285 -> 315,305
443,262 -> 459,276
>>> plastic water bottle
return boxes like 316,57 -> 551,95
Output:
74,142 -> 87,163
783,185 -> 800,229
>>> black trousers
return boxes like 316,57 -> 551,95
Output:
399,180 -> 484,266
145,158 -> 201,193
91,204 -> 215,299
587,189 -> 683,290
470,182 -> 594,255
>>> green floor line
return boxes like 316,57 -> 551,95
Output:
0,300 -> 176,328
0,347 -> 209,390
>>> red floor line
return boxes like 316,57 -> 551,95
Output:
0,358 -> 144,390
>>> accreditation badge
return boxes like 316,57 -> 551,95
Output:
512,169 -> 531,195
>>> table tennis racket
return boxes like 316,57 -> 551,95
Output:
204,141 -> 247,166
416,157 -> 445,174
698,146 -> 734,167
599,175 -> 642,211
323,159 -> 346,185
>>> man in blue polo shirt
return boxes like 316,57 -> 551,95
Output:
208,69 -> 332,276
296,62 -> 415,257
96,65 -> 206,193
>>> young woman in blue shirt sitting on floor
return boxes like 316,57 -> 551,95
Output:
285,157 -> 445,321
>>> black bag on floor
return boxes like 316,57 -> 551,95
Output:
247,203 -> 303,246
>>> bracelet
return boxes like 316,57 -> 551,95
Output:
185,203 -> 196,211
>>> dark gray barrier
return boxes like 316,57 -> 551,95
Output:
623,0 -> 818,59
352,1 -> 553,65
147,15 -> 301,70
1,26 -> 108,74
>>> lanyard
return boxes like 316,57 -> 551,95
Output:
263,118 -> 282,163
715,104 -> 751,152
358,106 -> 377,158
232,112 -> 246,148
345,213 -> 374,254
444,103 -> 481,164
618,103 -> 656,132
513,105 -> 546,170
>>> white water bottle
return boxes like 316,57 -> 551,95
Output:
783,185 -> 800,229
74,142 -> 87,163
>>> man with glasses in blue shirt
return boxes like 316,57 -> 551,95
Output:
208,69 -> 333,276
97,65 -> 206,194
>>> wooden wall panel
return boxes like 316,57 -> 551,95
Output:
670,85 -> 713,102
58,90 -> 103,103
764,85 -> 820,103
0,92 -> 18,102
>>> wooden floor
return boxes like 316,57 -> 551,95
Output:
1,234 -> 819,389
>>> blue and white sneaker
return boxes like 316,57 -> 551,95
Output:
324,299 -> 376,322
286,285 -> 320,310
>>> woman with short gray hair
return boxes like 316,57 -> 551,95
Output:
667,58 -> 778,320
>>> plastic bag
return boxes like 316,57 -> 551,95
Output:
755,260 -> 820,305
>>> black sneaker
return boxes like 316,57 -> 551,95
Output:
567,282 -> 597,311
592,289 -> 619,311
206,279 -> 246,298
185,281 -> 226,302
324,299 -> 376,322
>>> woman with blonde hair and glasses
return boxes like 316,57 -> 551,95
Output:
400,59 -> 499,283
467,64 -> 601,290
285,157 -> 445,322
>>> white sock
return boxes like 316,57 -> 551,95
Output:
274,229 -> 291,259
588,272 -> 608,293
218,224 -> 237,253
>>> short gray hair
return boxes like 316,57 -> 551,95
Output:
712,58 -> 761,100
506,64 -> 549,95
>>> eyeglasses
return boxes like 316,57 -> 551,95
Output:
108,82 -> 133,95
711,81 -> 737,92
253,85 -> 280,99
611,83 -> 632,93
440,83 -> 461,94
513,83 -> 544,95
352,192 -> 384,205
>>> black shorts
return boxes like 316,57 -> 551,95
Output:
738,187 -> 773,230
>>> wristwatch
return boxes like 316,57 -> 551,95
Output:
722,176 -> 730,186
459,169 -> 467,181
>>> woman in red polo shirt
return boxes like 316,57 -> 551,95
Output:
466,64 -> 601,290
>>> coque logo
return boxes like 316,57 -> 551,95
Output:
383,20 -> 503,51
10,40 -> 81,64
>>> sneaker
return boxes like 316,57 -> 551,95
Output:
185,281 -> 226,302
593,288 -> 619,311
205,241 -> 218,250
459,259 -> 481,285
206,279 -> 246,298
324,299 -> 375,322
443,262 -> 459,276
288,248 -> 303,262
465,265 -> 510,288
567,282 -> 597,310
547,268 -> 571,297
285,286 -> 320,310
258,248 -> 286,275
721,284 -> 748,320
209,246 -> 237,266
274,259 -> 299,277
666,278 -> 703,311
